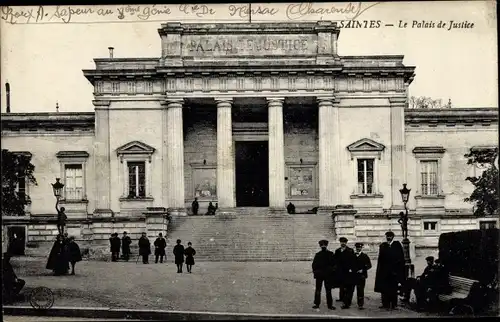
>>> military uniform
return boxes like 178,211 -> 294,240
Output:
312,240 -> 336,310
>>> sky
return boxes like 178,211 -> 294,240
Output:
0,1 -> 497,113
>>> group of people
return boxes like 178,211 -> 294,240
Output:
312,231 -> 409,311
191,198 -> 218,216
109,232 -> 132,261
109,232 -> 197,273
312,237 -> 372,310
46,233 -> 82,276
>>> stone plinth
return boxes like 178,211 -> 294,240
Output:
332,205 -> 357,239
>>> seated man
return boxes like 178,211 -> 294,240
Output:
2,252 -> 26,304
415,256 -> 442,310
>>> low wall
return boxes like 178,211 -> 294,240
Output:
3,212 -> 170,260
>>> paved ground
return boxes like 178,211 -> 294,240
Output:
4,316 -> 128,321
9,256 -> 433,318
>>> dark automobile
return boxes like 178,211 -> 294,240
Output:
409,228 -> 498,316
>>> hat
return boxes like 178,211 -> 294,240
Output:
318,239 -> 329,246
354,242 -> 364,248
385,231 -> 395,237
123,231 -> 127,234
425,256 -> 435,261
339,237 -> 348,243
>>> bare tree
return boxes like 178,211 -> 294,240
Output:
408,96 -> 451,109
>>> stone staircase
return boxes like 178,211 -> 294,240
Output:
165,213 -> 336,261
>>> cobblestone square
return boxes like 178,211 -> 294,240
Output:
9,256 -> 434,318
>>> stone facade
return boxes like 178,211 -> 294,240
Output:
1,22 -> 498,255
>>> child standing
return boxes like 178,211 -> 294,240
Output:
184,242 -> 196,273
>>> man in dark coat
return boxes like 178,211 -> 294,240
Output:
138,232 -> 151,264
2,252 -> 25,304
109,233 -> 121,262
121,231 -> 131,261
173,239 -> 185,273
67,236 -> 82,275
154,233 -> 167,263
374,231 -> 406,310
191,198 -> 199,216
347,242 -> 372,310
312,239 -> 336,310
334,237 -> 356,308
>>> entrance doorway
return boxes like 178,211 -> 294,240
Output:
7,226 -> 26,256
235,141 -> 269,207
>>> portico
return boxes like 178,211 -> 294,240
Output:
160,95 -> 340,215
81,21 -> 415,217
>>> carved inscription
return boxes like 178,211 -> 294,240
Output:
182,35 -> 316,57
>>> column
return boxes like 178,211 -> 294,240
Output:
317,96 -> 340,215
267,97 -> 286,213
161,102 -> 168,207
390,97 -> 407,210
93,100 -> 113,216
216,98 -> 236,212
166,99 -> 186,216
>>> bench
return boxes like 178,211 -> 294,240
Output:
437,275 -> 483,315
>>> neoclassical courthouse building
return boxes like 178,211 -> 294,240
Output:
2,22 -> 498,258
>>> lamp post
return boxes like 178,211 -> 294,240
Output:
51,178 -> 66,234
51,178 -> 64,205
399,183 -> 414,279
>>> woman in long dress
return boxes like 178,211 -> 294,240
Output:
46,234 -> 69,276
184,242 -> 196,274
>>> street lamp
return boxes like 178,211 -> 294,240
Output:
399,183 -> 414,280
51,178 -> 64,201
52,178 -> 66,235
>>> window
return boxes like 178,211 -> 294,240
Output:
423,221 -> 438,231
56,151 -> 89,202
347,138 -> 385,197
479,220 -> 497,230
117,141 -> 156,201
17,175 -> 26,200
64,164 -> 84,200
413,147 -> 445,197
11,151 -> 32,204
357,159 -> 374,194
420,160 -> 438,195
127,161 -> 146,198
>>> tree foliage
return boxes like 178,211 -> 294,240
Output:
409,96 -> 450,109
1,149 -> 38,216
464,147 -> 499,217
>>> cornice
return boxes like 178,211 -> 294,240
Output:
405,108 -> 498,125
2,108 -> 496,132
1,112 -> 95,132
158,21 -> 338,35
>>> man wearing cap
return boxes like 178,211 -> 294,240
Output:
334,237 -> 356,308
345,242 -> 372,310
374,231 -> 405,310
312,239 -> 336,310
415,256 -> 437,310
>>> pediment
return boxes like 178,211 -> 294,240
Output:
347,138 -> 385,152
116,141 -> 156,155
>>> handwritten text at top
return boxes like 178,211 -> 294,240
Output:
1,3 -> 380,24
